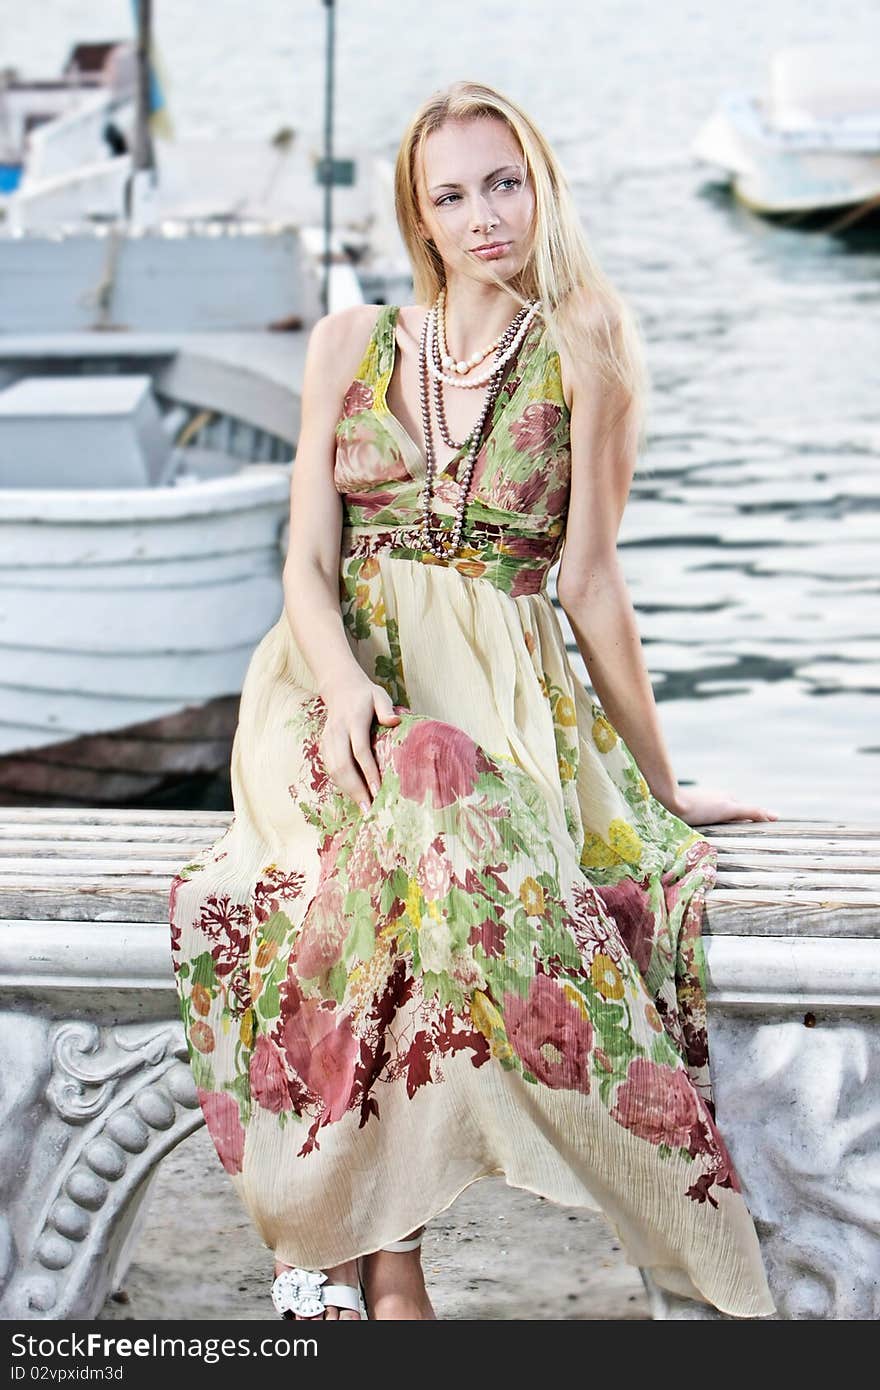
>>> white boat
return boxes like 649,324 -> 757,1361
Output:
1,40 -> 410,314
691,44 -> 880,221
0,332 -> 302,808
0,40 -> 135,203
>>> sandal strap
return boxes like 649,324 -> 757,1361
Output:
271,1266 -> 362,1318
380,1235 -> 423,1251
321,1283 -> 362,1312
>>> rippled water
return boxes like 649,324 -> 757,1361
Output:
9,0 -> 880,816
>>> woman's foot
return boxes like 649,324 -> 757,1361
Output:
357,1227 -> 437,1320
272,1258 -> 361,1320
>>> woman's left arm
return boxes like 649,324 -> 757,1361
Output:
555,311 -> 778,827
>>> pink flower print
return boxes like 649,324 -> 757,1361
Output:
416,839 -> 452,900
510,402 -> 562,456
197,1087 -> 246,1175
457,800 -> 505,856
293,878 -> 348,980
509,469 -> 551,512
610,1057 -> 702,1149
503,973 -> 593,1093
392,719 -> 479,810
594,876 -> 656,978
346,833 -> 385,895
544,480 -> 570,516
450,949 -> 486,990
317,826 -> 349,887
432,475 -> 463,508
509,564 -> 546,598
342,380 -> 374,417
250,1035 -> 293,1114
282,999 -> 359,1123
334,425 -> 410,493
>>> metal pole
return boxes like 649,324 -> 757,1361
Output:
321,0 -> 336,317
133,0 -> 155,173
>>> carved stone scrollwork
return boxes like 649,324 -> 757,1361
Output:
47,1022 -> 188,1123
0,1016 -> 206,1321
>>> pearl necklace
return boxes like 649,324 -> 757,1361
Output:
433,293 -> 539,451
417,295 -> 541,558
425,296 -> 543,390
437,286 -> 508,374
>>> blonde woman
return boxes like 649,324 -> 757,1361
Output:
168,80 -> 778,1322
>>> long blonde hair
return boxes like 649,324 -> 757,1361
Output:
393,80 -> 651,453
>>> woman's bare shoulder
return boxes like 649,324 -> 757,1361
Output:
302,303 -> 389,411
310,301 -> 386,358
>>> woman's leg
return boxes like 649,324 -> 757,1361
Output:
358,1226 -> 437,1320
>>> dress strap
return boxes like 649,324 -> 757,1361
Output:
351,304 -> 395,400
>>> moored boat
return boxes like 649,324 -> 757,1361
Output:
0,334 -> 299,808
691,44 -> 880,224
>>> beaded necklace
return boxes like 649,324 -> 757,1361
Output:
417,293 -> 542,558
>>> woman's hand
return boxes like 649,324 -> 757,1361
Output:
319,673 -> 401,814
661,786 -> 780,828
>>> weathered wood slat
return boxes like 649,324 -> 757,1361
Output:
0,857 -> 216,875
717,834 -> 880,856
711,845 -> 878,867
714,870 -> 879,890
0,808 -> 231,826
0,839 -> 217,858
13,845 -> 873,878
704,823 -> 880,839
0,888 -> 168,922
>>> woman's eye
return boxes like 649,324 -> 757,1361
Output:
436,178 -> 520,208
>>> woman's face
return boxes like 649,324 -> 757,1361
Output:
416,115 -> 535,286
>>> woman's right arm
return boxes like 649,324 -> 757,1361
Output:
281,308 -> 400,814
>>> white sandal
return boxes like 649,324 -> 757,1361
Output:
271,1265 -> 363,1319
271,1230 -> 425,1320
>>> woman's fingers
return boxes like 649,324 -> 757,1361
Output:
373,687 -> 401,726
321,726 -> 372,812
735,803 -> 779,821
321,682 -> 402,815
350,730 -> 381,801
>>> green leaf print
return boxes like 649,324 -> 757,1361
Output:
256,976 -> 280,1025
380,867 -> 409,915
343,892 -> 376,966
191,951 -> 217,989
327,960 -> 348,1003
189,1049 -> 215,1092
536,921 -> 583,969
226,1072 -> 251,1122
260,909 -> 294,946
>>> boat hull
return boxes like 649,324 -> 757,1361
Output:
0,468 -> 290,808
0,694 -> 238,809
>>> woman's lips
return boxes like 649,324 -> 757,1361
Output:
470,242 -> 511,259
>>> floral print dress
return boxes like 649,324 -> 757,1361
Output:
168,304 -> 776,1318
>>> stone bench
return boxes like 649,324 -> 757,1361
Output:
0,808 -> 876,1320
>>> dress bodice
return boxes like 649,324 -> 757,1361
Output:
333,304 -> 572,598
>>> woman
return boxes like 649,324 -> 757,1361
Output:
168,80 -> 779,1322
